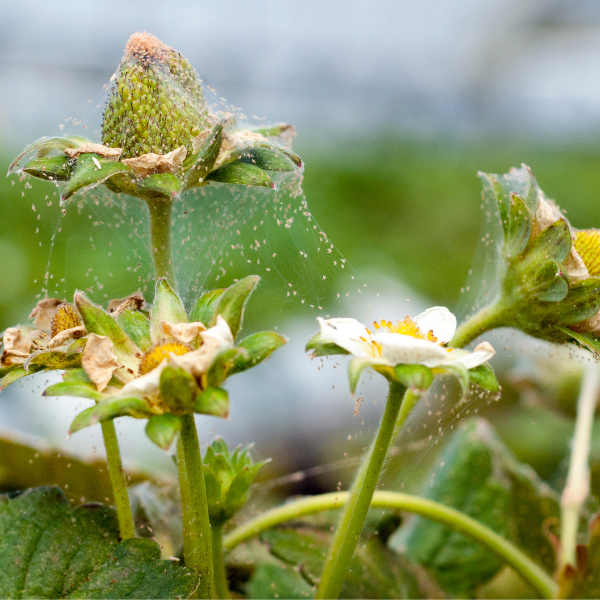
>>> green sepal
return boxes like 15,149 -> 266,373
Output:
8,135 -> 89,173
193,386 -> 229,418
150,278 -> 187,343
560,327 -> 600,359
62,154 -> 131,202
305,332 -> 349,356
117,310 -> 152,352
246,124 -> 295,138
24,349 -> 81,371
189,288 -> 226,327
393,363 -> 434,392
348,357 -> 373,393
203,466 -> 222,517
43,380 -> 103,401
104,171 -> 143,197
553,277 -> 600,325
468,363 -> 500,393
225,468 -> 255,518
159,366 -> 198,413
479,172 -> 508,237
531,261 -> 569,302
136,173 -> 182,200
205,162 -> 274,188
523,218 -> 571,265
0,367 -> 28,391
22,156 -> 74,181
75,293 -> 142,378
238,147 -> 296,172
505,193 -> 532,258
443,362 -> 470,398
66,337 -> 87,356
211,275 -> 259,339
69,396 -> 153,434
145,413 -> 182,450
206,347 -> 250,388
183,120 -> 224,188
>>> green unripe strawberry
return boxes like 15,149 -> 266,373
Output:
102,32 -> 210,159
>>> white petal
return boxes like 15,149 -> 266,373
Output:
317,317 -> 375,358
413,307 -> 456,344
373,331 -> 448,367
120,361 -> 166,398
444,341 -> 496,369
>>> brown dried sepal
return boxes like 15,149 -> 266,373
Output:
82,333 -> 121,392
29,297 -> 64,331
1,327 -> 32,367
121,146 -> 187,177
161,320 -> 206,344
64,144 -> 123,160
48,325 -> 87,349
108,291 -> 146,317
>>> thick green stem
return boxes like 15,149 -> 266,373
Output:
146,198 -> 175,283
560,362 -> 600,569
451,299 -> 509,349
212,523 -> 230,599
315,382 -> 406,600
223,491 -> 558,600
177,414 -> 215,599
100,420 -> 135,540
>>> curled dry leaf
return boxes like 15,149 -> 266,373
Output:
108,291 -> 146,316
29,297 -> 63,330
82,333 -> 121,392
122,146 -> 187,177
1,327 -> 32,367
161,320 -> 206,344
48,325 -> 87,349
64,144 -> 123,159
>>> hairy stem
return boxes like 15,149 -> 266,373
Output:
451,299 -> 508,349
224,490 -> 558,600
101,420 -> 135,540
315,382 -> 406,600
560,361 -> 600,569
212,523 -> 231,599
177,414 -> 215,599
146,198 -> 175,283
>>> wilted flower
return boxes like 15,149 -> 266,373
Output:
40,276 -> 286,450
457,165 -> 600,354
9,32 -> 301,204
306,307 -> 497,394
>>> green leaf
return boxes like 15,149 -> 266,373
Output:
205,162 -> 274,188
348,357 -> 373,393
479,172 -> 508,237
194,386 -> 229,418
211,275 -> 259,339
189,288 -> 226,327
0,367 -> 29,391
43,380 -> 103,401
0,486 -> 199,599
9,136 -> 88,173
248,563 -> 314,599
159,366 -> 198,413
136,173 -> 182,200
24,349 -> 82,370
69,396 -> 153,434
150,278 -> 188,343
116,309 -> 152,352
75,293 -> 142,378
238,147 -> 297,172
505,193 -> 533,258
305,332 -> 348,356
183,120 -> 224,188
22,156 -> 74,181
145,413 -> 182,450
468,363 -> 499,393
393,364 -> 434,392
62,154 -> 132,202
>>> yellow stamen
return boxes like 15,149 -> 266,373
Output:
575,229 -> 600,276
139,341 -> 191,375
50,303 -> 83,338
371,316 -> 438,343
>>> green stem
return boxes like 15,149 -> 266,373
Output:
177,413 -> 215,599
223,491 -> 558,600
146,198 -> 175,283
315,382 -> 406,600
560,361 -> 600,569
101,420 -> 135,540
451,299 -> 509,349
212,523 -> 230,599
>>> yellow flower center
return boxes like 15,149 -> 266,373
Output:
50,303 -> 83,338
575,229 -> 600,277
139,341 -> 191,375
370,317 -> 438,342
